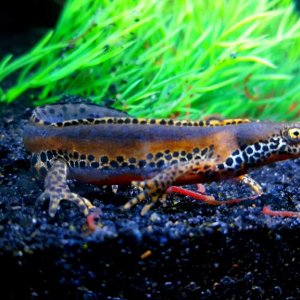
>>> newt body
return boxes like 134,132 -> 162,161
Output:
23,103 -> 300,216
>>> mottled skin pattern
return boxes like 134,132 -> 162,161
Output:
23,103 -> 300,216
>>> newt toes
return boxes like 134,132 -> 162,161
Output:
23,102 -> 300,216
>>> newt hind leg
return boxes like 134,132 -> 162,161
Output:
38,159 -> 94,217
124,159 -> 217,215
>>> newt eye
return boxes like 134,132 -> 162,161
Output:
284,127 -> 300,142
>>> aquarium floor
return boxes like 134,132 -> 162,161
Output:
0,98 -> 299,299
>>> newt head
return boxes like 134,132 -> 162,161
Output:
217,121 -> 300,174
279,124 -> 300,157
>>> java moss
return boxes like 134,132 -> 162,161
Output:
0,0 -> 300,120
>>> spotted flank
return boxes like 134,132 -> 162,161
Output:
23,103 -> 300,216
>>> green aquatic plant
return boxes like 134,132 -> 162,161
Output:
0,0 -> 299,120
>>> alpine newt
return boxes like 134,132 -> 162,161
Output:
23,102 -> 300,216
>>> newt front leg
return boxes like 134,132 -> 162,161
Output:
38,159 -> 95,217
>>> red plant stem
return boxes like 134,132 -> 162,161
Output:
262,206 -> 300,218
167,186 -> 259,206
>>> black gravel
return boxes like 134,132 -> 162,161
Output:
0,97 -> 299,299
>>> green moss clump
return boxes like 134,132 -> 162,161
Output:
0,0 -> 299,120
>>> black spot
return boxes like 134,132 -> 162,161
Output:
91,162 -> 99,168
31,154 -> 38,166
79,161 -> 86,168
187,153 -> 193,160
40,152 -> 47,163
71,120 -> 79,125
249,156 -> 256,163
232,149 -> 240,156
116,156 -> 124,163
199,121 -> 204,126
201,148 -> 208,156
168,120 -> 174,125
80,154 -> 86,160
254,143 -> 261,151
180,157 -> 187,162
157,160 -> 165,168
171,159 -> 178,165
107,118 -> 113,124
88,154 -> 95,161
160,120 -> 166,125
138,160 -> 147,168
132,119 -> 139,124
110,161 -> 118,168
246,147 -> 253,154
70,161 -> 75,167
270,143 -> 278,150
193,147 -> 200,154
181,151 -> 186,156
74,161 -> 79,167
125,118 -> 131,124
39,166 -> 47,177
149,162 -> 156,168
117,119 -> 124,124
73,152 -> 79,159
253,152 -> 260,158
236,157 -> 243,164
129,164 -> 136,169
155,152 -> 163,159
240,144 -> 247,151
218,163 -> 225,170
147,153 -> 153,160
226,157 -> 234,166
150,119 -> 156,124
173,151 -> 179,157
129,157 -> 136,164
121,162 -> 128,167
262,145 -> 269,152
165,154 -> 172,160
101,156 -> 109,164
